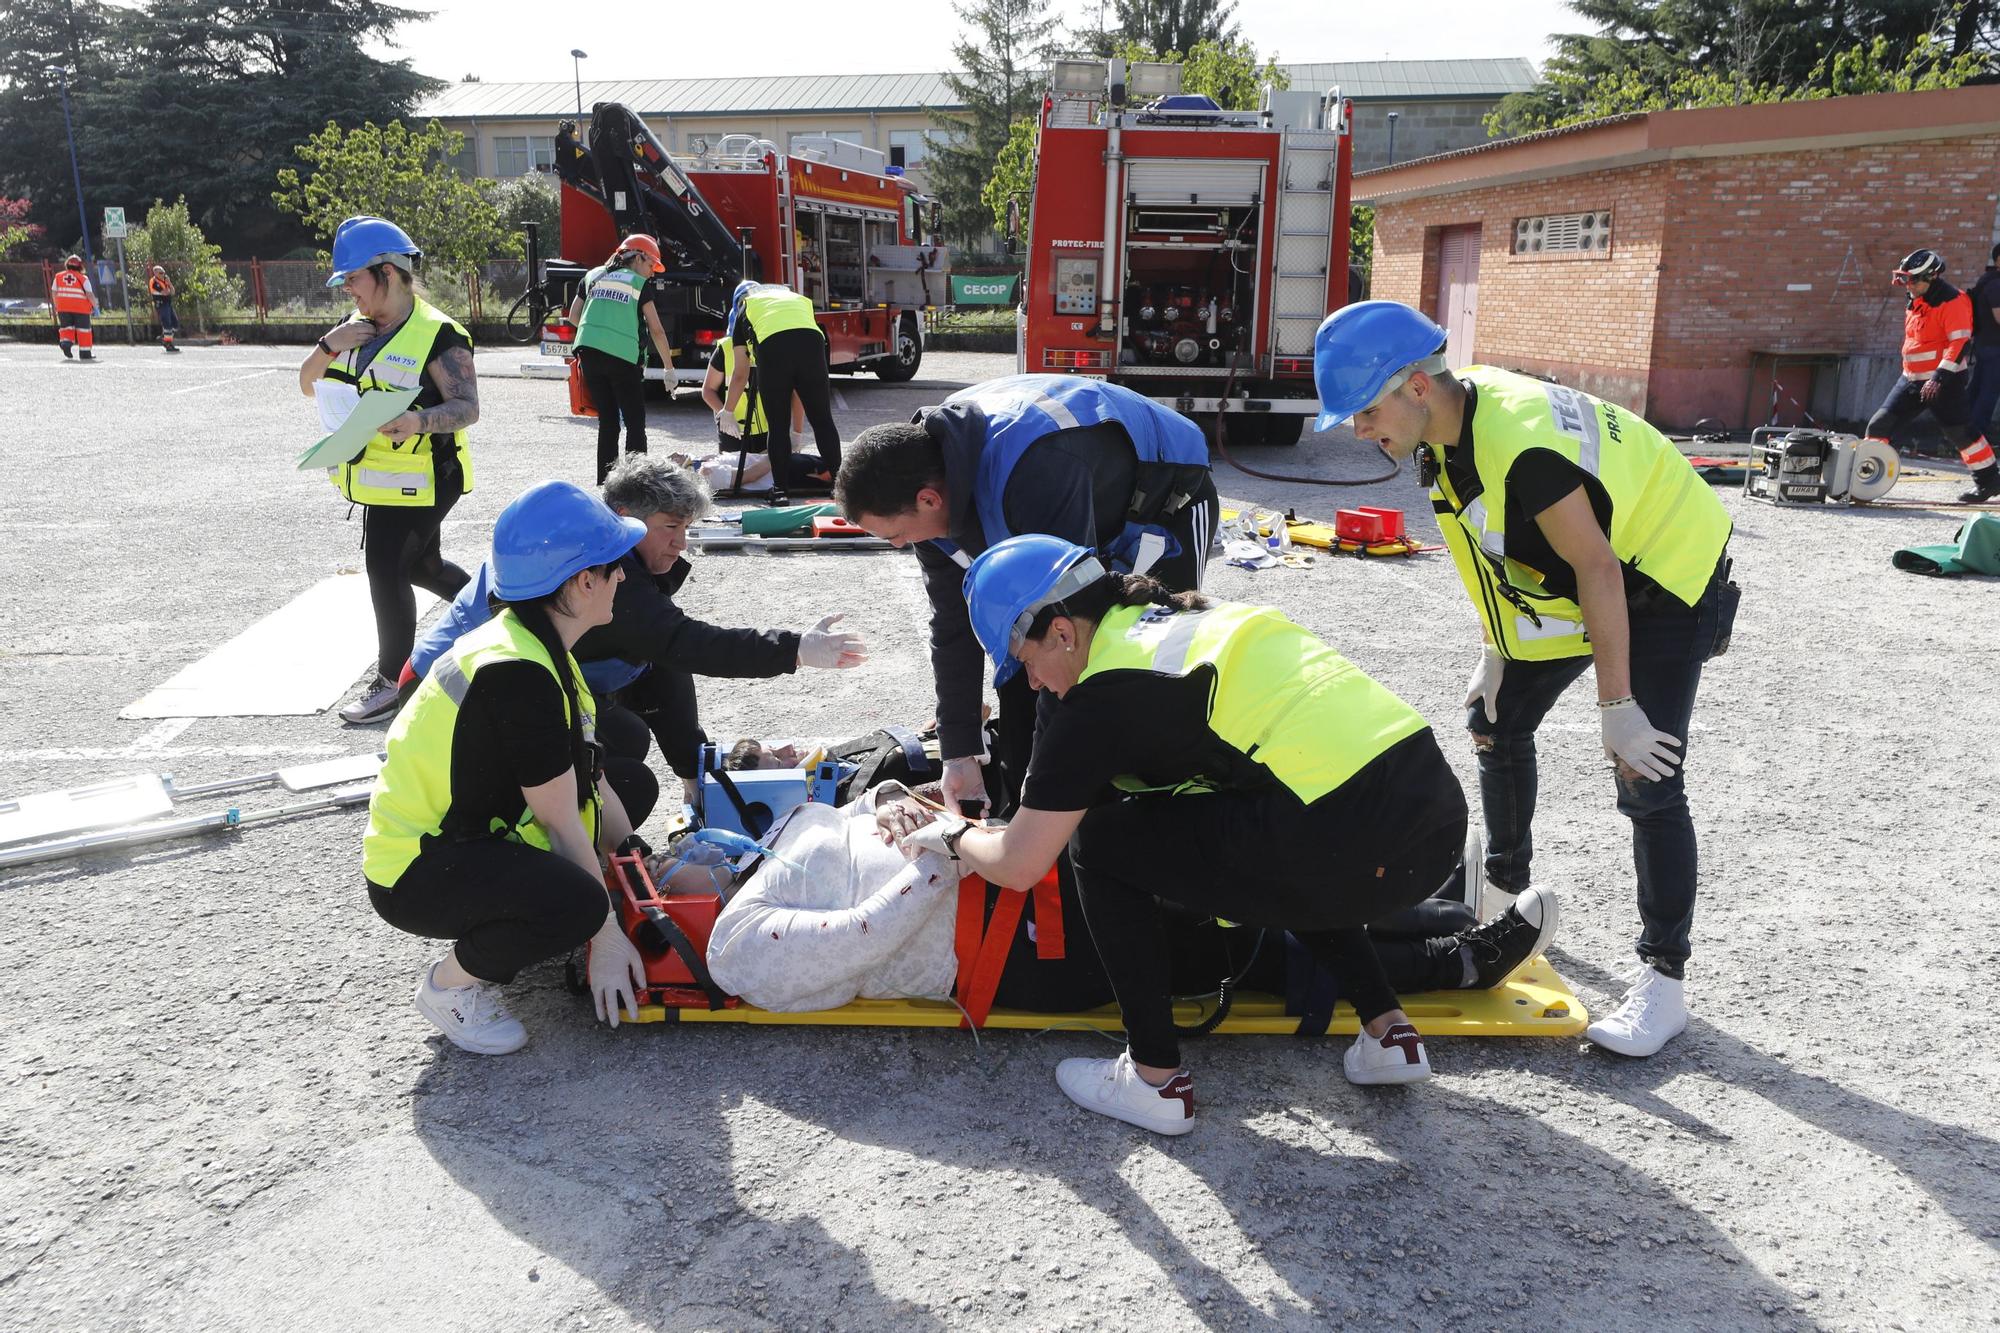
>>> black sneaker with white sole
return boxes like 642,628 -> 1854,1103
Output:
1454,885 -> 1560,989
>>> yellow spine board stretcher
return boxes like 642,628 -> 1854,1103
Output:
1219,507 -> 1436,558
632,963 -> 1586,1037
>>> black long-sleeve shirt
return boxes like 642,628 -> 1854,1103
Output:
575,551 -> 799,680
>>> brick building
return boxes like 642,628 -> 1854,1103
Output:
1356,85 -> 2000,430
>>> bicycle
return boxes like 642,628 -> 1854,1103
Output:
503,279 -> 568,345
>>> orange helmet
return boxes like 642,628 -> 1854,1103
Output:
64,254 -> 83,269
613,234 -> 665,268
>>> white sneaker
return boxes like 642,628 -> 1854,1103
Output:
1586,965 -> 1687,1057
414,962 -> 528,1055
340,675 -> 402,725
1343,1022 -> 1432,1085
1055,1051 -> 1195,1135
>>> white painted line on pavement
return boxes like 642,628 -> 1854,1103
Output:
126,717 -> 194,753
832,387 -> 850,410
168,367 -> 285,395
0,744 -> 350,764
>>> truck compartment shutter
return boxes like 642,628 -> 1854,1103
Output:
1124,159 -> 1264,205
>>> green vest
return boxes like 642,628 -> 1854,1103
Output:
720,337 -> 769,436
574,264 -> 645,363
322,298 -> 476,507
742,286 -> 819,339
1431,366 -> 1733,661
1077,600 -> 1429,805
363,611 -> 601,888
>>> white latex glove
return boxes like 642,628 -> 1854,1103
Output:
939,756 -> 988,816
898,813 -> 968,861
1464,646 -> 1504,724
1599,697 -> 1682,782
797,613 -> 867,669
588,916 -> 647,1028
716,408 -> 742,439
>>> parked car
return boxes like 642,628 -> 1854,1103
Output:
0,298 -> 52,315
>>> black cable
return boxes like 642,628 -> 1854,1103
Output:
1172,928 -> 1267,1039
1210,348 -> 1402,487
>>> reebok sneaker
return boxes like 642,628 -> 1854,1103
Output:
1343,1022 -> 1432,1086
1055,1051 -> 1195,1136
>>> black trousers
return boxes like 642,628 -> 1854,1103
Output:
599,667 -> 706,780
1067,734 -> 1467,1069
602,755 -> 660,832
1867,370 -> 1984,454
362,460 -> 469,681
753,329 -> 840,483
578,346 -> 648,483
368,839 -> 609,985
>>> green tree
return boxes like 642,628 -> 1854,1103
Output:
930,0 -> 1062,246
273,119 -> 520,276
489,171 -> 560,253
981,117 -> 1039,239
1492,0 -> 1996,134
1348,203 -> 1375,295
123,196 -> 240,330
0,0 -> 438,254
1111,36 -> 1288,109
1113,0 -> 1238,53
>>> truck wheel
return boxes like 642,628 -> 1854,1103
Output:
873,317 -> 923,382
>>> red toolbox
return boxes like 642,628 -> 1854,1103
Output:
812,515 -> 868,538
1334,507 -> 1406,544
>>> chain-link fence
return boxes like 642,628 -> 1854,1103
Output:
0,258 -> 539,337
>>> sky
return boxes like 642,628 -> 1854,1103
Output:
371,0 -> 1588,85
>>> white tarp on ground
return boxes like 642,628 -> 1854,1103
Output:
121,574 -> 435,719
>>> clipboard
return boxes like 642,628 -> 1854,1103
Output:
297,387 -> 420,471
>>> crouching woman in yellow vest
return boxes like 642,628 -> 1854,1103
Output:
300,215 -> 478,726
364,480 -> 650,1055
885,535 -> 1474,1136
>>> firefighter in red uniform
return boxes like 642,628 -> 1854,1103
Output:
1866,248 -> 2000,503
50,255 -> 98,361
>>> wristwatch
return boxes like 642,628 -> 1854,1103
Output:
941,821 -> 970,858
315,335 -> 334,355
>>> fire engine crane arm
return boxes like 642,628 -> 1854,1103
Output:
554,102 -> 747,286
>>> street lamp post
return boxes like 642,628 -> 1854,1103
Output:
1386,110 -> 1400,168
570,49 -> 587,117
54,66 -> 94,272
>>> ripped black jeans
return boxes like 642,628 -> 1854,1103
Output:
1466,563 -> 1739,977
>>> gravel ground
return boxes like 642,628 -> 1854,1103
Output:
1,341 -> 1996,1332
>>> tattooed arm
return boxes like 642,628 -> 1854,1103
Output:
380,345 -> 480,442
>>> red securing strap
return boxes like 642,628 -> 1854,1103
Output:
953,876 -> 1028,1029
1030,866 -> 1065,961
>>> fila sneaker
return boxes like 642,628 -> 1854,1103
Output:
1586,964 -> 1688,1057
1055,1051 -> 1195,1135
1343,1022 -> 1432,1085
413,962 -> 528,1055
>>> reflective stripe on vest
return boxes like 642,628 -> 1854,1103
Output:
925,374 -> 1211,571
743,286 -> 820,338
1431,367 -> 1732,662
52,271 -> 93,313
573,264 -> 644,363
363,611 -> 600,888
1076,600 -> 1428,805
321,298 -> 475,508
720,338 -> 769,435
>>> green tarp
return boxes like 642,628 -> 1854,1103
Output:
949,274 -> 1019,306
1892,513 -> 2000,577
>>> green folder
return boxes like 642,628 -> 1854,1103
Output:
297,387 -> 420,471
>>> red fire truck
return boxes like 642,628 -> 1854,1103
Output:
1016,58 -> 1353,444
549,102 -> 948,385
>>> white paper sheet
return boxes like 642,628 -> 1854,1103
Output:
314,380 -> 360,433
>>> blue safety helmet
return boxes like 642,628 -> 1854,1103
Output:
1312,301 -> 1449,430
491,480 -> 647,601
325,215 -> 422,288
963,535 -> 1108,688
726,278 -> 760,335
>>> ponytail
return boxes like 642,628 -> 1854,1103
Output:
1022,572 -> 1208,644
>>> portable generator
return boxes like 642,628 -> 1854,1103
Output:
1743,427 -> 1898,506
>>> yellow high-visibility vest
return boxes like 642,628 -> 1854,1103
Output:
1431,366 -> 1732,660
322,298 -> 476,507
364,611 -> 599,887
